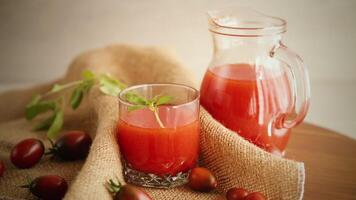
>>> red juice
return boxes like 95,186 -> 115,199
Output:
200,64 -> 292,153
117,106 -> 199,176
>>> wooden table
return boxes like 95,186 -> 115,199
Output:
286,123 -> 356,199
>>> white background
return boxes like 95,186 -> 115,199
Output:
0,0 -> 355,138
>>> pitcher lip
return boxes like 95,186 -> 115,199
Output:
207,7 -> 287,37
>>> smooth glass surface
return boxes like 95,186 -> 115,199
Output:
117,83 -> 200,188
201,8 -> 310,156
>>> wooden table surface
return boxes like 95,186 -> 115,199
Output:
286,123 -> 356,199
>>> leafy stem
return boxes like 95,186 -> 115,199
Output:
41,81 -> 83,98
26,68 -> 173,137
25,70 -> 126,138
125,93 -> 173,128
153,107 -> 164,128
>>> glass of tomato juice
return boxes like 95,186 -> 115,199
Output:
117,83 -> 200,188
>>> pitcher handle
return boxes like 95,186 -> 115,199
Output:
270,42 -> 311,129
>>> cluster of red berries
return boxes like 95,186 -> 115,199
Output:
1,134 -> 268,200
0,130 -> 92,200
187,167 -> 267,200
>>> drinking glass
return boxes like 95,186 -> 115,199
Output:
117,83 -> 200,188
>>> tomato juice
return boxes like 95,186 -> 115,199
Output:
200,64 -> 292,154
117,106 -> 199,176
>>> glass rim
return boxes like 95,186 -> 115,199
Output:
207,7 -> 287,37
118,83 -> 200,108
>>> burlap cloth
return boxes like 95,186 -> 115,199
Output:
0,44 -> 304,200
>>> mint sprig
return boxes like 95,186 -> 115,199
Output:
25,70 -> 125,139
125,93 -> 173,128
99,74 -> 127,96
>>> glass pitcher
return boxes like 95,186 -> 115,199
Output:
200,7 -> 310,155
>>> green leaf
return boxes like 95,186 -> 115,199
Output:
99,74 -> 126,96
69,77 -> 94,110
123,93 -> 173,128
128,105 -> 146,112
125,93 -> 148,105
149,95 -> 159,104
70,88 -> 84,109
25,100 -> 56,120
99,84 -> 121,97
34,114 -> 56,131
47,109 -> 63,139
83,79 -> 95,92
156,95 -> 174,106
25,70 -> 129,138
82,70 -> 95,80
50,84 -> 64,93
27,95 -> 42,107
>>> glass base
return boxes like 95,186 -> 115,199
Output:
123,162 -> 189,188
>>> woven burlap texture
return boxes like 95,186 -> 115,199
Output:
0,44 -> 304,200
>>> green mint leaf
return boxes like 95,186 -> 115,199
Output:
25,100 -> 56,120
80,79 -> 95,94
84,79 -> 95,91
50,84 -> 64,93
26,70 -> 129,138
99,74 -> 126,96
156,95 -> 173,106
70,88 -> 84,109
125,93 -> 148,105
128,105 -> 146,112
27,94 -> 42,107
82,70 -> 95,80
34,114 -> 56,131
149,95 -> 159,104
69,78 -> 94,110
124,94 -> 172,128
99,84 -> 121,96
47,109 -> 63,139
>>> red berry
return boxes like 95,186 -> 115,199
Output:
11,138 -> 44,168
107,179 -> 152,200
22,175 -> 68,200
0,161 -> 5,177
188,167 -> 218,192
244,192 -> 267,200
115,184 -> 152,200
226,187 -> 248,200
49,131 -> 92,161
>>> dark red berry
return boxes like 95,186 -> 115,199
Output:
0,161 -> 5,177
115,184 -> 152,200
48,130 -> 92,161
11,138 -> 44,168
226,187 -> 249,200
22,175 -> 68,200
244,192 -> 267,200
107,179 -> 152,200
188,167 -> 218,192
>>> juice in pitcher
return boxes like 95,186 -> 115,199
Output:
201,8 -> 310,155
201,64 -> 292,154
